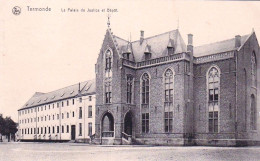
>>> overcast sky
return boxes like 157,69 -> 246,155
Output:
0,0 -> 260,121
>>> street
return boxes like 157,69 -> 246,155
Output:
0,142 -> 260,161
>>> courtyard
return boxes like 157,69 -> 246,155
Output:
0,142 -> 260,161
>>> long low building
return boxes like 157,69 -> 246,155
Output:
17,79 -> 95,142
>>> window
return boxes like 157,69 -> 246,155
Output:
105,49 -> 112,104
164,69 -> 174,133
67,100 -> 69,106
67,125 -> 69,133
105,81 -> 112,103
252,52 -> 257,87
57,126 -> 59,133
142,113 -> 149,133
250,95 -> 257,130
105,50 -> 112,73
72,99 -> 75,105
62,101 -> 64,107
88,106 -> 92,118
72,111 -> 75,117
45,116 -> 46,121
57,114 -> 59,120
141,73 -> 150,105
31,128 -> 33,134
62,113 -> 64,119
57,103 -> 59,108
167,47 -> 174,55
79,97 -> 82,103
53,115 -> 54,120
79,107 -> 82,119
53,126 -> 55,134
88,123 -> 92,136
127,75 -> 133,104
89,96 -> 92,101
49,127 -> 51,134
145,53 -> 151,60
208,67 -> 220,133
62,126 -> 64,133
79,123 -> 82,136
45,127 -> 46,134
67,112 -> 69,118
41,127 -> 43,134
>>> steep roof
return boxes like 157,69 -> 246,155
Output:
19,79 -> 95,110
194,34 -> 250,57
114,29 -> 187,62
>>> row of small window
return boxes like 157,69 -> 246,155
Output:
19,96 -> 93,116
20,123 -> 93,136
20,106 -> 93,124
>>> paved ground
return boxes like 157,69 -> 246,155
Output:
0,142 -> 260,161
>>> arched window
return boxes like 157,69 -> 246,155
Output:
105,49 -> 112,103
207,67 -> 220,133
127,75 -> 133,104
105,50 -> 112,78
164,69 -> 174,133
251,52 -> 257,87
250,95 -> 257,130
141,73 -> 150,105
141,73 -> 150,133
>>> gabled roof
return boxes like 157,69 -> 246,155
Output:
114,29 -> 187,62
19,79 -> 95,110
194,34 -> 251,57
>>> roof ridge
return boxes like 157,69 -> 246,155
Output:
38,80 -> 92,96
195,34 -> 250,48
131,29 -> 178,43
114,35 -> 128,42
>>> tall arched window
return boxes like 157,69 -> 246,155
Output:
251,52 -> 257,87
164,69 -> 174,133
141,73 -> 150,105
105,49 -> 112,103
141,73 -> 150,133
207,67 -> 220,133
126,75 -> 133,104
250,94 -> 257,130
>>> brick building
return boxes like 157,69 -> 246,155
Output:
94,23 -> 259,146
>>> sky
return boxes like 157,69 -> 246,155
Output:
0,0 -> 260,122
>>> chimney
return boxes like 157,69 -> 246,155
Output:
140,30 -> 144,45
235,35 -> 241,48
78,82 -> 81,94
187,34 -> 193,53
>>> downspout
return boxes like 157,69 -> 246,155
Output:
36,107 -> 38,140
235,50 -> 238,141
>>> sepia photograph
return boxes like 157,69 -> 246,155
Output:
0,0 -> 260,160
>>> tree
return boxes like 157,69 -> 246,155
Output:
3,117 -> 18,142
0,114 -> 4,141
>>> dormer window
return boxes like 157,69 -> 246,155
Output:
167,39 -> 174,55
145,52 -> 151,60
123,53 -> 130,60
167,46 -> 174,55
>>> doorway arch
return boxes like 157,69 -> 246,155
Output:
101,111 -> 114,137
124,111 -> 133,135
